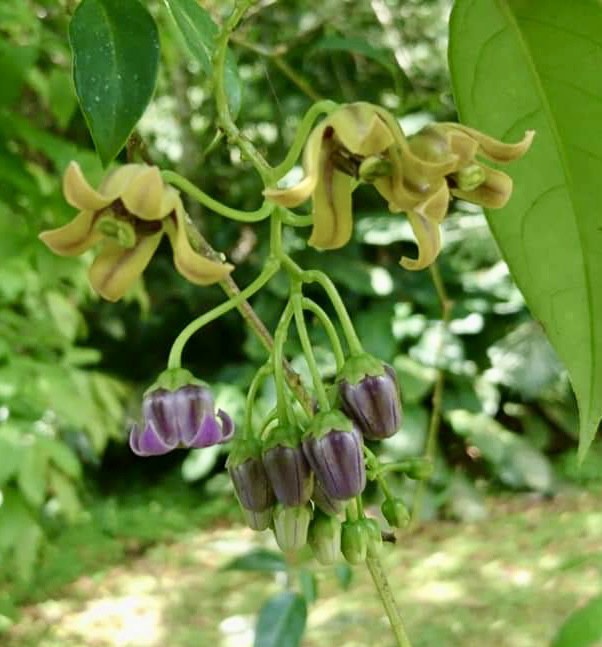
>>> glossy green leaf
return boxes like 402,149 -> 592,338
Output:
254,592 -> 307,647
164,0 -> 241,116
449,0 -> 602,458
552,595 -> 602,647
223,549 -> 287,573
69,0 -> 160,165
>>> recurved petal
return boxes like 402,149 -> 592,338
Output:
39,210 -> 102,256
451,166 -> 514,208
164,207 -> 233,286
418,181 -> 450,224
441,123 -> 535,162
308,157 -> 354,250
329,103 -> 394,156
129,422 -> 178,456
120,166 -> 164,221
263,123 -> 326,208
63,162 -> 110,211
88,232 -> 163,301
98,164 -> 146,201
401,210 -> 441,271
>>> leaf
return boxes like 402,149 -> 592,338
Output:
552,595 -> 602,647
17,443 -> 48,507
69,0 -> 160,165
223,549 -> 287,573
48,468 -> 82,521
298,568 -> 318,605
334,563 -> 353,591
164,0 -> 241,116
254,592 -> 307,647
449,0 -> 602,458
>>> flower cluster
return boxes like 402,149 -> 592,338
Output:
39,162 -> 233,301
226,354 -> 405,562
265,102 -> 534,270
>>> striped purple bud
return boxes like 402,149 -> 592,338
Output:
262,426 -> 313,507
227,439 -> 275,513
130,383 -> 234,456
302,410 -> 366,501
338,355 -> 402,440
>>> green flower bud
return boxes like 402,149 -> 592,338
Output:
381,498 -> 410,529
308,512 -> 342,565
362,518 -> 383,553
341,520 -> 368,565
272,504 -> 312,552
242,507 -> 272,531
405,458 -> 434,481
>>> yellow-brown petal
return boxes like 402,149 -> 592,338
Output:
88,233 -> 163,302
440,124 -> 535,163
164,206 -> 234,286
329,103 -> 395,156
416,181 -> 450,223
308,151 -> 354,250
264,123 -> 326,208
120,166 -> 164,221
98,164 -> 147,202
63,162 -> 109,211
451,166 -> 513,209
39,210 -> 102,256
400,210 -> 441,271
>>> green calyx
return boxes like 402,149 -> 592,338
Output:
262,423 -> 303,452
304,409 -> 353,441
359,156 -> 393,183
362,518 -> 383,552
381,498 -> 410,529
144,367 -> 203,396
336,353 -> 385,386
341,519 -> 368,565
226,437 -> 263,469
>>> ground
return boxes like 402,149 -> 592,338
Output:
4,485 -> 602,647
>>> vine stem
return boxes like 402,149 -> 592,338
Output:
365,549 -> 414,647
410,262 -> 453,528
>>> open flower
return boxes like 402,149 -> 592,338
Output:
39,162 -> 233,301
129,384 -> 235,456
265,102 -> 534,271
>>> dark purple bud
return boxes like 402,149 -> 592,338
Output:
227,439 -> 275,513
130,384 -> 235,456
302,410 -> 366,501
262,426 -> 313,507
311,479 -> 345,516
338,356 -> 402,441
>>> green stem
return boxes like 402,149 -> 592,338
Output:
292,291 -> 329,411
270,100 -> 338,182
167,258 -> 280,369
410,262 -> 453,529
301,297 -> 345,371
365,549 -> 414,647
243,362 -> 272,438
273,300 -> 295,423
162,170 -> 273,222
213,1 -> 272,181
280,209 -> 314,228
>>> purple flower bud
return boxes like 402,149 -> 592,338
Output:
311,479 -> 345,516
338,356 -> 402,440
302,411 -> 366,501
130,384 -> 234,456
262,426 -> 313,507
227,439 -> 275,513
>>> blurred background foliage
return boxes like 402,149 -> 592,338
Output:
0,0 -> 600,621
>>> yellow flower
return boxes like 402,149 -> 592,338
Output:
39,162 -> 233,301
265,102 -> 534,271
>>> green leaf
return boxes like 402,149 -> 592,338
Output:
449,0 -> 602,458
164,0 -> 241,116
223,549 -> 287,573
254,592 -> 307,647
69,0 -> 160,165
17,443 -> 48,507
334,563 -> 353,591
298,568 -> 318,605
552,595 -> 602,647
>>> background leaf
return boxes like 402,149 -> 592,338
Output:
254,591 -> 307,647
449,0 -> 602,457
222,549 -> 287,573
164,0 -> 241,116
69,0 -> 160,165
552,595 -> 602,647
